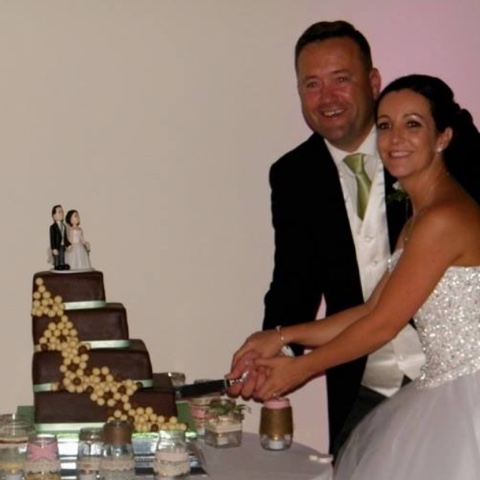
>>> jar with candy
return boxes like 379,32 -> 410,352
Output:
0,414 -> 34,480
259,397 -> 293,451
23,433 -> 61,480
204,398 -> 244,448
77,427 -> 104,480
188,389 -> 221,438
99,421 -> 135,480
153,428 -> 190,479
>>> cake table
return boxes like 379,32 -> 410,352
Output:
196,432 -> 332,480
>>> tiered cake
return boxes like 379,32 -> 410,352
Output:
31,270 -> 177,432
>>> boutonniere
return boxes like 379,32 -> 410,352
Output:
387,181 -> 410,204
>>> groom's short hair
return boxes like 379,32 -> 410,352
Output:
51,204 -> 62,217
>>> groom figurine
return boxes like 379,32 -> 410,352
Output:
50,204 -> 70,271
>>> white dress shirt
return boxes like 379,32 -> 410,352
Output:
57,221 -> 66,246
325,128 -> 425,397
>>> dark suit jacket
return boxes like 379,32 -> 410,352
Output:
50,222 -> 71,251
262,133 -> 408,449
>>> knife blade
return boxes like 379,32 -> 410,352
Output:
175,378 -> 244,399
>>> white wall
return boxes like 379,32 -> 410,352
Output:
1,0 -> 479,453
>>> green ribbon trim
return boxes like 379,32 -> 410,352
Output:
36,422 -> 103,433
34,339 -> 129,351
64,300 -> 107,310
86,339 -> 130,349
33,379 -> 153,393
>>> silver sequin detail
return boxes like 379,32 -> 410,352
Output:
389,250 -> 480,389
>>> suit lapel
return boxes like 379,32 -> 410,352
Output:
306,134 -> 364,309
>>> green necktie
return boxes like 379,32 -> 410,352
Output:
344,153 -> 371,220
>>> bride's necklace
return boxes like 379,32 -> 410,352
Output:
405,170 -> 449,242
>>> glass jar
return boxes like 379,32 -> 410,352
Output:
24,433 -> 61,480
99,421 -> 135,480
259,397 -> 293,451
153,429 -> 190,479
0,414 -> 34,480
189,393 -> 221,438
77,428 -> 104,480
204,398 -> 242,448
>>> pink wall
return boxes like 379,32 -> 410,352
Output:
305,1 -> 480,123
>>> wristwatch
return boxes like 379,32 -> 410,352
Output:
276,325 -> 295,357
281,345 -> 295,357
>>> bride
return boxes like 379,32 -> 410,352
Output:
65,209 -> 92,271
228,74 -> 480,479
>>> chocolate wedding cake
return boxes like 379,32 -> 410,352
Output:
31,270 -> 177,432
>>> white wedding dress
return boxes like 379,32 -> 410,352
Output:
335,249 -> 480,480
65,227 -> 92,270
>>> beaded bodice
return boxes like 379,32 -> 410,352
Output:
388,250 -> 480,389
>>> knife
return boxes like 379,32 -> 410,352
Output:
175,377 -> 245,399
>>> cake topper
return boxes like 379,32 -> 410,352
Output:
65,209 -> 93,271
49,205 -> 70,271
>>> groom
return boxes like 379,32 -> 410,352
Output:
260,21 -> 425,456
50,204 -> 70,271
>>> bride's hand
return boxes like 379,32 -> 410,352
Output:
227,329 -> 283,398
252,355 -> 312,401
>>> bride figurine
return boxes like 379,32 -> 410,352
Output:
65,209 -> 92,271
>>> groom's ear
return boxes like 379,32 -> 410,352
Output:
369,68 -> 382,99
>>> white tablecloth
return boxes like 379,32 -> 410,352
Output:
198,432 -> 333,480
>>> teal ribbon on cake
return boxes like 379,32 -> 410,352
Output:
33,378 -> 153,393
64,300 -> 107,310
